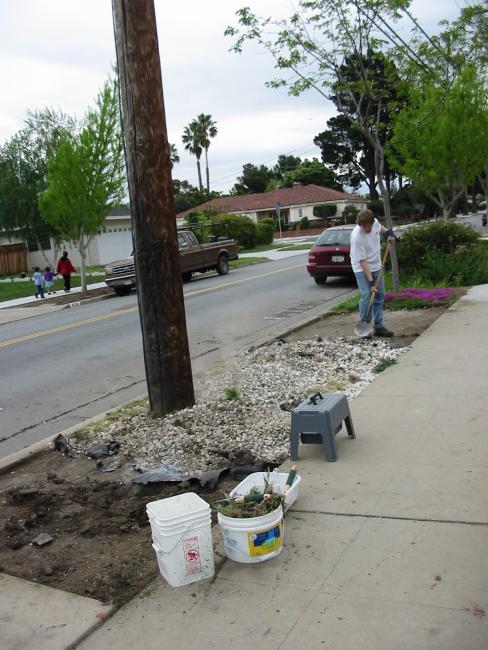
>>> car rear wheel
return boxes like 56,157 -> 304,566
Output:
114,286 -> 131,296
314,275 -> 328,285
216,255 -> 229,275
182,271 -> 192,283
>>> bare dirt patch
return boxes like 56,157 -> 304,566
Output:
285,306 -> 449,348
0,306 -> 448,606
0,451 -> 237,606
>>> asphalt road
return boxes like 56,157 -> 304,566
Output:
0,254 -> 357,457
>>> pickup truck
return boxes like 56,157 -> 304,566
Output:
104,230 -> 239,295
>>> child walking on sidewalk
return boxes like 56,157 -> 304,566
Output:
33,267 -> 45,299
44,266 -> 57,294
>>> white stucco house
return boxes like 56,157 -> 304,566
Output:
0,207 -> 133,273
176,183 -> 367,225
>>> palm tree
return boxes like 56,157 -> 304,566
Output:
182,124 -> 203,190
168,143 -> 180,166
194,113 -> 218,193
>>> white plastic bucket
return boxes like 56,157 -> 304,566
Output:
218,505 -> 284,564
229,470 -> 301,511
146,493 -> 214,587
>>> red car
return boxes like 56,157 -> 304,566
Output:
307,225 -> 354,285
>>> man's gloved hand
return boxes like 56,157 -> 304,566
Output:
386,228 -> 399,241
369,279 -> 377,292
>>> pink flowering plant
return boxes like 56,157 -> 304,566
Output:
385,287 -> 463,310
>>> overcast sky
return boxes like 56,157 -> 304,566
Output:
0,1 -> 466,193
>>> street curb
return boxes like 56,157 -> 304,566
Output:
0,312 -> 330,475
0,302 -> 348,475
61,292 -> 115,309
0,393 -> 146,477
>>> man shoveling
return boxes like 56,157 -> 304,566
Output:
350,209 -> 398,338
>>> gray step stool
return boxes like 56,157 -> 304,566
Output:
290,392 -> 356,461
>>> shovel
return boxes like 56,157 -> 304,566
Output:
354,241 -> 391,338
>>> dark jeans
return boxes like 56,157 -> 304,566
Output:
62,274 -> 71,291
35,284 -> 44,298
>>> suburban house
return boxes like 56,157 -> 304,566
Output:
0,206 -> 133,274
176,183 -> 368,226
0,184 -> 367,275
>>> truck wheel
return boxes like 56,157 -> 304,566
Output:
216,255 -> 229,275
182,271 -> 192,283
314,275 -> 327,285
114,286 -> 132,296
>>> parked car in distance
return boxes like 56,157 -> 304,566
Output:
307,225 -> 354,285
105,230 -> 239,296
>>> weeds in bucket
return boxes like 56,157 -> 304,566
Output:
212,467 -> 297,518
212,487 -> 285,518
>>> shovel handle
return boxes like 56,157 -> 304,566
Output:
366,241 -> 391,312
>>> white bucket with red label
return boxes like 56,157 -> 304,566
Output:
147,493 -> 214,587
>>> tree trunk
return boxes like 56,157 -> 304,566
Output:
79,233 -> 88,292
112,0 -> 195,417
196,157 -> 203,191
205,148 -> 210,194
374,146 -> 400,292
471,184 -> 477,213
367,171 -> 378,199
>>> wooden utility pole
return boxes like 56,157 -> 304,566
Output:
112,0 -> 195,416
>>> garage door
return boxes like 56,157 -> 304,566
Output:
98,228 -> 133,264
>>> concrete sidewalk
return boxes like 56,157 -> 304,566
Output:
74,286 -> 488,650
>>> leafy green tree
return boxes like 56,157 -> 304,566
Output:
194,113 -> 218,193
0,109 -> 74,263
232,163 -> 276,194
314,114 -> 377,196
390,64 -> 488,218
274,154 -> 302,178
182,123 -> 203,191
173,178 -> 220,213
40,78 -> 125,290
226,1 -> 408,289
281,158 -> 342,190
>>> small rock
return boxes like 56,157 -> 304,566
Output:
32,533 -> 54,547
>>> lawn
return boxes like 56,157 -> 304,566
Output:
0,273 -> 104,302
0,259 -> 271,303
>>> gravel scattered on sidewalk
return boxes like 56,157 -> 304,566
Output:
72,337 -> 404,473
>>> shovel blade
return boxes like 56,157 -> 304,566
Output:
354,319 -> 373,338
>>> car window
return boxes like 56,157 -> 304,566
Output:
316,229 -> 352,246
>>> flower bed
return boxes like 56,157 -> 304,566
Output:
385,287 -> 463,309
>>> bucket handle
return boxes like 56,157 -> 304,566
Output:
308,392 -> 323,405
154,523 -> 203,556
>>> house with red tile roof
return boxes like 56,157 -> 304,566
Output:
176,183 -> 367,226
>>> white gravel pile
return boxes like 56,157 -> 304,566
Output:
75,337 -> 404,473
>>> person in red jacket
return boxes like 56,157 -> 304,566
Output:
56,251 -> 76,293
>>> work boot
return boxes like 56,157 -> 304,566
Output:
374,326 -> 394,337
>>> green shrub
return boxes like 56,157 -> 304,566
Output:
342,205 -> 359,223
211,214 -> 257,249
394,203 -> 415,219
397,221 -> 480,277
256,221 -> 274,245
299,216 -> 310,230
368,198 -> 384,216
313,204 -> 337,218
418,246 -> 488,286
288,222 -> 296,231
